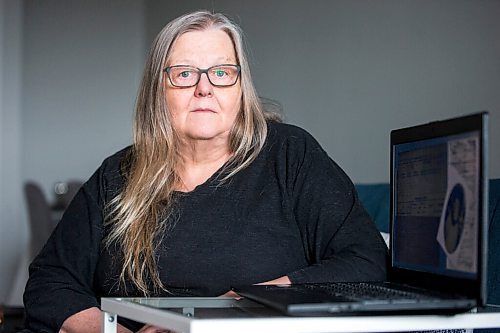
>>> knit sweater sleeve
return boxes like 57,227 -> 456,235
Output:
281,128 -> 388,283
22,151 -> 124,333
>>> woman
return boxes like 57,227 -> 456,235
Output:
22,10 -> 387,333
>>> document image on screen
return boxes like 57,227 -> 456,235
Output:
436,135 -> 479,274
393,144 -> 447,270
393,131 -> 479,279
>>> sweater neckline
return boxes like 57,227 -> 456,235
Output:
173,161 -> 230,196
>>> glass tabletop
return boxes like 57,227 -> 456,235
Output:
113,296 -> 282,319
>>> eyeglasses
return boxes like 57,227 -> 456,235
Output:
164,64 -> 241,88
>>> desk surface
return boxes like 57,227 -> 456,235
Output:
101,297 -> 500,333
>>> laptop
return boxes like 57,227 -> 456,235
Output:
234,112 -> 489,316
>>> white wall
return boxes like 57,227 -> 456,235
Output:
1,0 -> 499,304
22,0 -> 144,197
0,0 -> 145,303
0,0 -> 24,303
244,0 -> 500,182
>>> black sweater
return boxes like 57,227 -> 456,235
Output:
23,122 -> 387,332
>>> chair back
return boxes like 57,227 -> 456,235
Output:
24,182 -> 54,259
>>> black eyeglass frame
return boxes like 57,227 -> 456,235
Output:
163,64 -> 241,88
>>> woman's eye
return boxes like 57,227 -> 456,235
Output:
211,68 -> 227,77
179,71 -> 192,78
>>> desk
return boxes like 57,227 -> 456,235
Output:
101,297 -> 500,333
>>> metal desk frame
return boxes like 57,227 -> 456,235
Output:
101,297 -> 500,333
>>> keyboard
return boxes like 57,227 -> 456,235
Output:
304,282 -> 445,301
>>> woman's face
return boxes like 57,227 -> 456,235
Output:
165,29 -> 242,144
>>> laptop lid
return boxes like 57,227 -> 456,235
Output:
390,111 -> 489,306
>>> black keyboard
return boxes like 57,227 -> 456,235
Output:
304,282 -> 440,301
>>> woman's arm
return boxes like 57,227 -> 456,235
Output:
24,184 -> 104,331
23,156 -> 123,332
281,130 -> 388,283
60,307 -> 132,333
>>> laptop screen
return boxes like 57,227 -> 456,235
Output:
390,112 -> 488,301
392,130 -> 480,280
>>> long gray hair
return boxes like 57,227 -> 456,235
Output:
105,10 -> 275,295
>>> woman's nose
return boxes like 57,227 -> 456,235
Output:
194,73 -> 213,97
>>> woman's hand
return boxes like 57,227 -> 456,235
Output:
258,275 -> 292,285
136,324 -> 175,333
218,275 -> 292,298
219,290 -> 241,298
